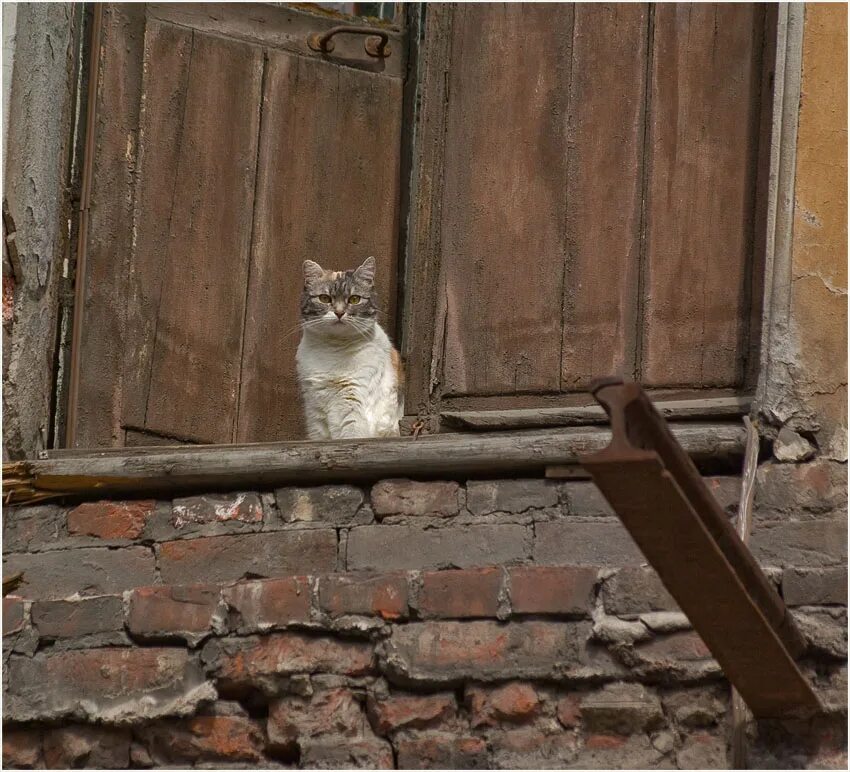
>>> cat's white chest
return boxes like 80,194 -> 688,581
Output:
296,325 -> 401,440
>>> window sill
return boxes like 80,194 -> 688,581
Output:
6,421 -> 747,504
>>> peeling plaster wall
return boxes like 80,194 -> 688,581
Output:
2,4 -> 76,460
790,3 -> 848,460
765,4 -> 848,461
2,3 -> 18,157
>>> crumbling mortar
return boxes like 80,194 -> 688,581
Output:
497,565 -> 511,621
406,570 -> 424,620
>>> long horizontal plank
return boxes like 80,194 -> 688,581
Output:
442,395 -> 751,430
7,423 -> 746,502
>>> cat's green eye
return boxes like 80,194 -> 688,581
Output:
348,295 -> 362,305
317,294 -> 331,303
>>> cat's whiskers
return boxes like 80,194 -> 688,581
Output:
278,318 -> 327,343
345,317 -> 374,343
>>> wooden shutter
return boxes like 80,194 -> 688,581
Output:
405,3 -> 773,425
67,3 -> 405,447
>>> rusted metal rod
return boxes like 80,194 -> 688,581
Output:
580,378 -> 820,720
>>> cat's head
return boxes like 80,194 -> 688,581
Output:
300,256 -> 379,339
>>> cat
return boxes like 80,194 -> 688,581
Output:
296,256 -> 404,440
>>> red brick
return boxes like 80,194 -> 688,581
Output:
395,733 -> 488,769
157,530 -> 337,584
638,631 -> 712,662
782,567 -> 848,606
3,596 -> 25,635
223,577 -> 311,631
586,734 -> 628,750
386,620 -> 583,682
140,716 -> 264,765
367,693 -> 456,735
301,737 -> 394,769
214,633 -> 373,684
468,682 -> 540,727
268,689 -> 364,744
418,568 -> 502,618
509,566 -> 596,616
172,493 -> 262,529
67,500 -> 155,539
32,596 -> 123,639
43,726 -> 130,768
370,479 -> 460,517
128,585 -> 220,643
2,727 -> 42,768
3,547 -> 156,600
580,683 -> 663,734
602,567 -> 679,616
557,695 -> 581,727
319,573 -> 408,620
6,648 -> 206,722
491,729 -> 578,767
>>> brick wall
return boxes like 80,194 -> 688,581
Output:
2,465 -> 846,769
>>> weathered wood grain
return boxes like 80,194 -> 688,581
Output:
439,4 -> 573,396
641,4 -> 765,387
69,5 -> 146,447
147,2 -> 406,78
440,386 -> 743,411
401,4 -> 454,421
441,395 -> 751,430
235,50 -> 402,442
745,6 -> 775,390
560,3 -> 648,389
23,422 -> 746,501
121,19 -> 193,433
141,31 -> 263,443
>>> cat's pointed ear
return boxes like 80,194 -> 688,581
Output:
354,256 -> 376,284
303,260 -> 324,283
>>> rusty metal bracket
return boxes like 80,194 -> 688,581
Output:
307,25 -> 391,58
580,378 -> 821,719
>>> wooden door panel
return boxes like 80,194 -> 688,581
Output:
122,19 -> 193,433
641,4 -> 765,387
70,3 -> 404,446
236,50 -> 402,442
560,3 -> 648,389
408,2 -> 771,417
439,4 -> 572,397
69,5 -> 147,448
140,30 -> 263,443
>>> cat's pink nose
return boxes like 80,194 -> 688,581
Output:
334,310 -> 344,319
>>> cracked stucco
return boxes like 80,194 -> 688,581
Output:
763,4 -> 848,461
2,4 -> 76,460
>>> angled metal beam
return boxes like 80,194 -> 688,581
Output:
580,378 -> 821,719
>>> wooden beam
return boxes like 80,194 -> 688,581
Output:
5,423 -> 745,503
581,380 -> 820,719
442,395 -> 752,430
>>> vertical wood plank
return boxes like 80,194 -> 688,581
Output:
744,6 -> 774,389
402,4 -> 454,421
560,3 -> 649,389
70,4 -> 146,447
439,4 -> 573,396
235,52 -> 402,442
642,4 -> 764,387
121,19 -> 193,432
141,31 -> 263,442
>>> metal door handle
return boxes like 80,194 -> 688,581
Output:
307,25 -> 391,58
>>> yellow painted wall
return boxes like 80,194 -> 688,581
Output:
791,3 -> 848,459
